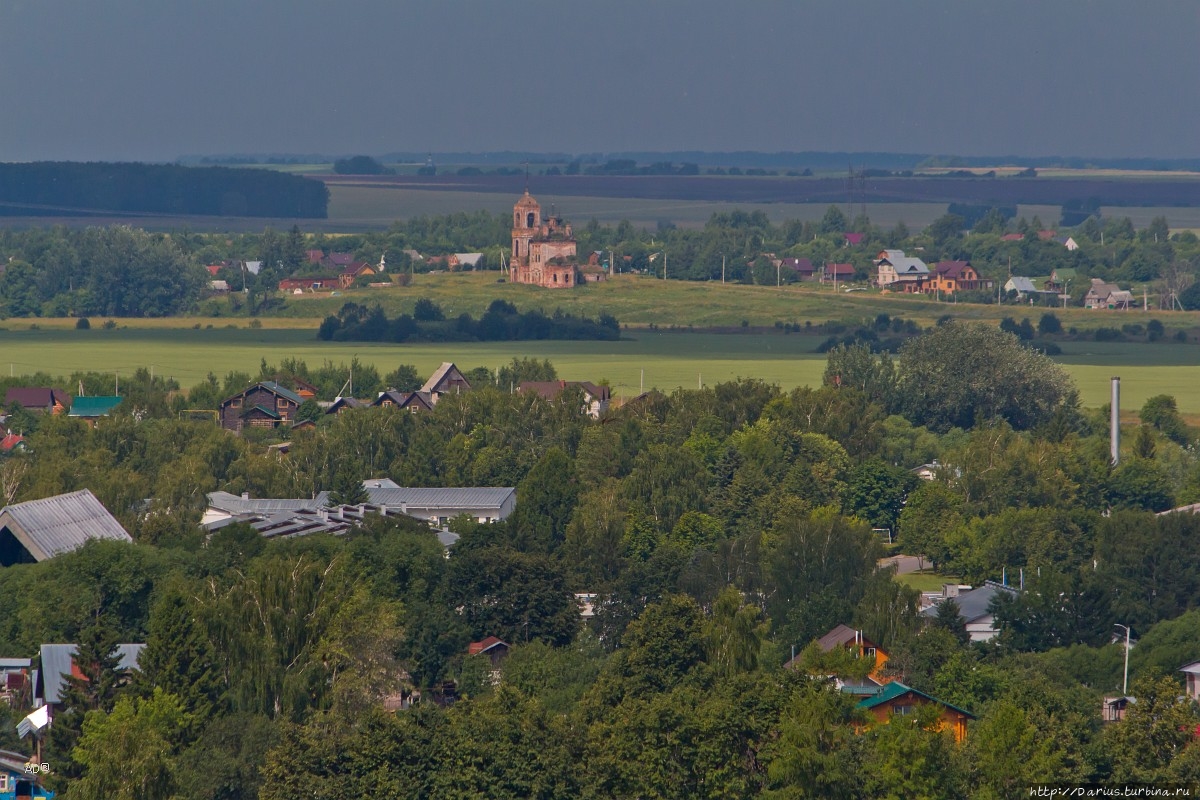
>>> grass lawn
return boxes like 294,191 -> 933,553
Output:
896,570 -> 959,593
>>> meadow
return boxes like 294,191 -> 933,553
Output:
3,317 -> 1199,414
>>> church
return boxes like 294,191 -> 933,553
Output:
509,190 -> 605,288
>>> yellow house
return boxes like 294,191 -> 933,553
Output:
815,624 -> 890,684
856,682 -> 974,743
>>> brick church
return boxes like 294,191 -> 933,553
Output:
509,190 -> 605,288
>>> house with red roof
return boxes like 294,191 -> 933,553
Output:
781,257 -> 818,281
468,636 -> 510,668
822,263 -> 856,283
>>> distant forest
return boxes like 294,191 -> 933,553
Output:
0,162 -> 328,218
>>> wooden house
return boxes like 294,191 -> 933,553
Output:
822,263 -> 856,283
421,363 -> 471,404
3,389 -> 69,416
0,748 -> 54,799
929,261 -> 993,294
218,381 -> 303,432
856,682 -> 974,743
816,624 -> 890,684
371,390 -> 435,414
518,380 -> 611,418
468,636 -> 510,668
338,262 -> 376,289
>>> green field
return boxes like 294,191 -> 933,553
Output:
3,322 -> 1199,413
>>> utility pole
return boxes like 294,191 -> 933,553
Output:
1115,624 -> 1131,695
722,254 -> 725,284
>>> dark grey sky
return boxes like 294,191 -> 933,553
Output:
2,0 -> 1196,162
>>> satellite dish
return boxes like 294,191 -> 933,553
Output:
16,705 -> 50,738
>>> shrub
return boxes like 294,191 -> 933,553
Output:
75,317 -> 90,330
1094,327 -> 1124,342
102,319 -> 117,330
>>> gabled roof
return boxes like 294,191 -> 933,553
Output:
781,257 -> 815,271
468,636 -> 509,655
876,250 -> 928,275
243,404 -> 281,420
0,433 -> 25,452
844,232 -> 865,245
1180,660 -> 1200,675
328,252 -> 356,266
817,624 -> 880,653
39,642 -> 143,704
518,380 -> 611,402
4,388 -> 69,409
1001,233 -> 1025,241
223,381 -> 304,408
856,681 -> 974,718
1006,276 -> 1038,293
68,396 -> 123,418
0,489 -> 132,563
825,262 -> 855,276
454,253 -> 484,267
206,491 -> 327,516
325,396 -> 367,414
934,260 -> 972,278
421,362 -> 470,395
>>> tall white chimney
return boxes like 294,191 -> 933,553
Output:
1111,377 -> 1120,465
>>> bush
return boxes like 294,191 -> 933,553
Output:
1147,319 -> 1165,342
102,319 -> 117,330
1094,327 -> 1124,342
75,317 -> 90,330
1037,312 -> 1062,335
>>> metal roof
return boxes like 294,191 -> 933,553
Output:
0,489 -> 132,562
856,681 -> 975,718
365,486 -> 515,510
0,657 -> 31,670
68,396 -> 123,418
39,643 -> 143,704
920,581 -> 1017,624
206,491 -> 326,515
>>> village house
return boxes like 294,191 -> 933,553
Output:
518,380 -> 611,419
0,748 -> 54,799
421,362 -> 472,404
1043,267 -> 1077,293
1084,278 -> 1134,310
337,262 -> 376,289
468,637 -> 510,668
66,396 -> 123,425
920,581 -> 1018,642
822,263 -> 856,284
1004,276 -> 1039,300
35,643 -> 143,710
0,489 -> 133,567
875,250 -> 930,292
781,257 -> 818,281
218,381 -> 303,433
856,682 -> 975,743
928,261 -> 993,294
371,390 -> 435,414
3,389 -> 69,416
1181,661 -> 1200,702
0,659 -> 31,708
509,190 -> 605,288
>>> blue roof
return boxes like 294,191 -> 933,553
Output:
67,396 -> 123,417
856,681 -> 975,718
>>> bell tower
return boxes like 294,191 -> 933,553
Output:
512,190 -> 541,268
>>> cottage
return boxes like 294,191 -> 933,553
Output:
875,250 -> 930,292
1043,267 -> 1077,293
468,637 -> 510,668
1181,661 -> 1200,702
1085,278 -> 1134,310
817,624 -> 889,683
3,389 -> 69,416
518,380 -> 611,418
218,381 -> 304,433
36,643 -> 143,708
822,263 -> 856,284
1102,695 -> 1134,723
856,682 -> 975,743
0,659 -> 31,707
279,277 -> 335,293
421,363 -> 472,404
66,396 -> 122,424
1004,276 -> 1039,299
929,261 -> 993,294
325,396 -> 368,415
0,749 -> 54,799
920,581 -> 1018,642
337,262 -> 376,289
0,434 -> 25,455
372,390 -> 435,414
0,490 -> 132,566
781,257 -> 818,281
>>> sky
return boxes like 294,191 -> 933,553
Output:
1,0 -> 1196,162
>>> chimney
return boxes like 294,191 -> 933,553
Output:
1111,377 -> 1120,465
241,492 -> 250,500
942,583 -> 959,599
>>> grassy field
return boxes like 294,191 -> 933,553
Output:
3,321 -> 1200,412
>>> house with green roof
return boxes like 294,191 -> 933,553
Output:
855,681 -> 975,743
218,381 -> 304,433
67,396 -> 123,424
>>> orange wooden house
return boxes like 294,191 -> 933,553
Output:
856,682 -> 974,743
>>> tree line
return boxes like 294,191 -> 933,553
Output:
0,162 -> 327,218
316,299 -> 620,343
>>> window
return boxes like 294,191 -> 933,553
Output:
277,397 -> 289,409
892,704 -> 913,716
0,774 -> 8,792
230,397 -> 243,409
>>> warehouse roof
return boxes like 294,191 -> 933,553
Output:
0,489 -> 132,563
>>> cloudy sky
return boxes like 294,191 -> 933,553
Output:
1,0 -> 1195,162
